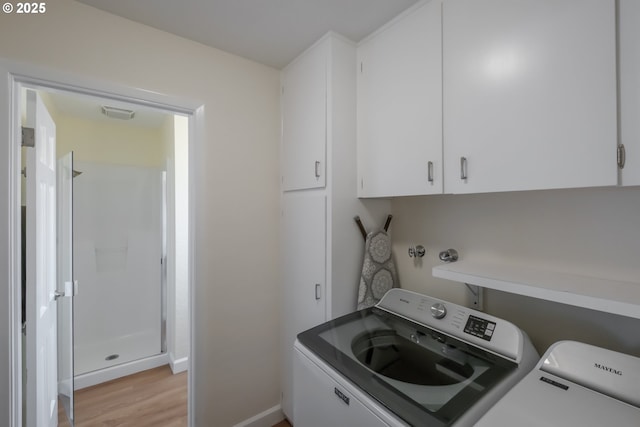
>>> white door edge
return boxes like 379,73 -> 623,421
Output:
0,62 -> 23,427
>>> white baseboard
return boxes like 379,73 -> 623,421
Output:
74,353 -> 169,390
170,354 -> 189,374
233,404 -> 284,427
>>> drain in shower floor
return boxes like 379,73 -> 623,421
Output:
105,354 -> 120,361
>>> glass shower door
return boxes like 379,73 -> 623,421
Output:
57,151 -> 75,426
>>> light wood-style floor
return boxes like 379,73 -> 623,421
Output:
59,365 -> 187,427
58,365 -> 292,427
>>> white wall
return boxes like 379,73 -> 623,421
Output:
391,187 -> 640,357
174,116 -> 190,365
0,1 -> 281,425
163,115 -> 190,371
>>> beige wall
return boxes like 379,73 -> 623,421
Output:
0,1 -> 281,425
55,114 -> 165,168
391,187 -> 640,357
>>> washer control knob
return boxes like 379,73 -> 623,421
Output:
430,303 -> 447,319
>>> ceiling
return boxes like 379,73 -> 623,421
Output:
45,89 -> 171,129
74,0 -> 420,69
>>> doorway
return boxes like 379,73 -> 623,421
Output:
17,79 -> 193,426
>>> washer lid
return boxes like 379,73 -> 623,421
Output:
540,341 -> 640,408
476,363 -> 640,427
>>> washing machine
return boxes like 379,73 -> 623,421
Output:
475,340 -> 640,426
293,289 -> 539,426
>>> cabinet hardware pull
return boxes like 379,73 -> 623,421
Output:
315,161 -> 321,178
315,284 -> 321,300
618,144 -> 626,169
460,157 -> 468,180
427,161 -> 434,184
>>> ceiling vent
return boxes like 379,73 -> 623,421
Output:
101,105 -> 136,120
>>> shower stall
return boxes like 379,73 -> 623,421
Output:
72,161 -> 166,389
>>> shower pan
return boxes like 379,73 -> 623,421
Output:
72,161 -> 166,389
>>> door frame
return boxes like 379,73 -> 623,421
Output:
0,58 -> 202,427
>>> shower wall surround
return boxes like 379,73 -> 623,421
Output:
73,161 -> 163,375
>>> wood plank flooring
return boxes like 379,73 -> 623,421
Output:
57,365 -> 292,427
59,365 -> 187,427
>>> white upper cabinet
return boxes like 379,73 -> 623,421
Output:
357,0 -> 443,197
282,42 -> 327,191
443,0 -> 618,194
619,0 -> 640,186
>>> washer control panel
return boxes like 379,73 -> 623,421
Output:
376,288 -> 522,361
463,315 -> 497,341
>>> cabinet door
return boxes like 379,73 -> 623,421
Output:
443,0 -> 617,194
619,0 -> 640,186
281,193 -> 326,420
282,42 -> 327,191
357,0 -> 442,197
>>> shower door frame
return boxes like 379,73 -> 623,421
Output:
1,58 -> 201,427
72,161 -> 168,386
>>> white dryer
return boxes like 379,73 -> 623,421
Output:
293,289 -> 539,426
475,340 -> 640,426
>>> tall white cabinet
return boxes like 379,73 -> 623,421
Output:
282,194 -> 326,417
280,33 -> 389,422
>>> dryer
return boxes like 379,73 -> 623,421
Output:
293,289 -> 539,426
475,340 -> 640,426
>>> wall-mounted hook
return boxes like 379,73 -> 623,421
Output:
438,248 -> 458,262
354,216 -> 367,241
408,245 -> 425,258
383,214 -> 393,232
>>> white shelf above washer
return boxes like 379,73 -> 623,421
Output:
432,260 -> 640,320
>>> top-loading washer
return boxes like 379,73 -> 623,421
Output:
293,288 -> 539,426
475,340 -> 640,426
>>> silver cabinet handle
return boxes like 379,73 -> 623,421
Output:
460,157 -> 468,180
315,161 -> 321,178
427,161 -> 434,184
618,144 -> 626,169
315,283 -> 321,300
